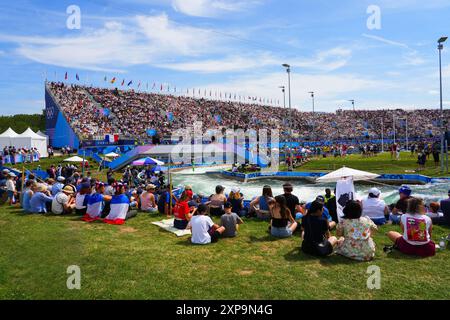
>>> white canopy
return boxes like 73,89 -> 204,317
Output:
64,156 -> 87,163
0,128 -> 48,157
36,130 -> 49,144
105,152 -> 120,158
316,167 -> 380,183
0,128 -> 19,148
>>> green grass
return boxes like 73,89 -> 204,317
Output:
0,205 -> 449,300
281,152 -> 450,178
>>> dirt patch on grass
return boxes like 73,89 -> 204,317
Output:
239,270 -> 254,276
119,227 -> 137,233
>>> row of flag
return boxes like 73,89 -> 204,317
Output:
60,72 -> 281,106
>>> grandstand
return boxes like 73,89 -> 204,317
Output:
45,82 -> 450,150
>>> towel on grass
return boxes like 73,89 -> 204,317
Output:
151,219 -> 191,237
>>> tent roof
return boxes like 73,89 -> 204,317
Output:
316,167 -> 380,183
64,156 -> 87,162
0,128 -> 19,137
36,130 -> 48,138
18,128 -> 46,139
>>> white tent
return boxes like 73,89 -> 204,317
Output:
15,128 -> 48,158
36,130 -> 49,145
64,156 -> 87,162
0,128 -> 19,148
316,167 -> 380,183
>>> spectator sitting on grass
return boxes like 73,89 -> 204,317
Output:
104,183 -> 137,225
386,197 -> 436,257
75,183 -> 91,215
227,187 -> 246,217
173,190 -> 194,230
29,184 -> 53,214
390,186 -> 412,224
361,187 -> 389,225
22,180 -> 37,213
51,186 -> 76,215
301,200 -> 339,257
220,202 -> 244,238
208,185 -> 227,217
187,204 -> 225,245
304,196 -> 337,230
336,200 -> 377,261
249,185 -> 273,220
82,182 -> 112,222
140,184 -> 158,213
268,195 -> 298,238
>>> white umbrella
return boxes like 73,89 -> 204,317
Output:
316,167 -> 380,183
105,152 -> 120,158
64,156 -> 87,163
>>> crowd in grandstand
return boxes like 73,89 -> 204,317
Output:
2,162 -> 449,258
48,82 -> 450,142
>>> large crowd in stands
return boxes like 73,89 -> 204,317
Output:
48,82 -> 450,141
1,161 -> 449,259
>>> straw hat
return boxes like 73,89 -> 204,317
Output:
36,184 -> 48,193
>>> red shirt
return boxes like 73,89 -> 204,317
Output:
173,201 -> 190,220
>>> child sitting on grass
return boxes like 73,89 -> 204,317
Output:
188,204 -> 225,245
220,202 -> 244,238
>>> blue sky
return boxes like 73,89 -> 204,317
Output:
0,0 -> 450,115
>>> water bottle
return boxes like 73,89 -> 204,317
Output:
439,237 -> 447,250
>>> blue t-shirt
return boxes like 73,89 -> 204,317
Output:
30,192 -> 54,213
305,202 -> 332,222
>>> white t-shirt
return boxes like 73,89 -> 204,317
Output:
189,215 -> 214,245
362,197 -> 386,219
6,179 -> 16,192
75,193 -> 87,210
401,213 -> 432,245
52,192 -> 69,214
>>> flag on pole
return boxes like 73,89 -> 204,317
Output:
104,76 -> 107,82
111,77 -> 116,84
121,79 -> 125,86
65,72 -> 68,80
76,74 -> 79,81
127,80 -> 133,86
152,83 -> 156,90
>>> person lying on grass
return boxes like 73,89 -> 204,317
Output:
301,200 -> 339,257
104,183 -> 137,225
187,204 -> 225,245
220,202 -> 244,238
386,197 -> 436,257
268,195 -> 297,239
336,200 -> 377,262
82,182 -> 112,222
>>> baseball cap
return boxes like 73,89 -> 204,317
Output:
399,186 -> 412,196
231,187 -> 240,194
315,195 -> 325,203
368,187 -> 381,197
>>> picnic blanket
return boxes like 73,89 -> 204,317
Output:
151,219 -> 191,237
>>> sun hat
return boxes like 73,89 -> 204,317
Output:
36,184 -> 47,192
62,186 -> 75,194
147,184 -> 156,190
2,169 -> 10,174
8,173 -> 16,178
231,187 -> 240,194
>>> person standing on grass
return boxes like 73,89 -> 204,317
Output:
268,195 -> 297,238
220,202 -> 244,238
336,201 -> 377,261
301,201 -> 339,257
6,173 -> 17,205
187,204 -> 225,245
386,197 -> 436,257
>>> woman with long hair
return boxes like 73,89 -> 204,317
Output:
249,185 -> 273,220
269,195 -> 297,238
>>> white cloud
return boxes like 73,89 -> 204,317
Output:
171,0 -> 261,17
0,13 -> 217,72
362,34 -> 409,49
292,47 -> 353,72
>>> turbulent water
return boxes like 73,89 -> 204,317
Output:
172,167 -> 450,205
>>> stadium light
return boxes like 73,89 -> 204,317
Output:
438,36 -> 447,172
282,64 -> 293,171
348,99 -> 355,112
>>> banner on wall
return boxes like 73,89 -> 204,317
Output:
335,178 -> 355,222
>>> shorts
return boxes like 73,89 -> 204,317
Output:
302,240 -> 334,257
7,190 -> 15,200
271,226 -> 293,238
174,219 -> 189,230
370,217 -> 386,225
208,227 -> 221,243
395,237 -> 436,257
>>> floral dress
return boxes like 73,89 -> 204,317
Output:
336,217 -> 378,261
